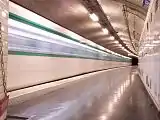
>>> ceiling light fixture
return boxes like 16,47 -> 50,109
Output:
1,26 -> 4,31
153,40 -> 160,44
107,15 -> 111,20
128,53 -> 132,56
145,44 -> 152,47
102,28 -> 109,34
114,41 -> 119,44
110,36 -> 115,40
89,13 -> 99,22
2,11 -> 6,18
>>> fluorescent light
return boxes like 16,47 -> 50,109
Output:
125,50 -> 130,53
119,44 -> 122,47
128,53 -> 132,56
1,26 -> 4,31
120,37 -> 129,41
145,44 -> 153,47
89,13 -> 99,22
2,11 -> 7,18
109,36 -> 114,40
102,28 -> 109,34
107,15 -> 111,20
118,32 -> 128,36
153,40 -> 160,44
114,41 -> 119,44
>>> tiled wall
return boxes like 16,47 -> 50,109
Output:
139,0 -> 160,111
0,0 -> 8,119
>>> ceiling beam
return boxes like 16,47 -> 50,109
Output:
122,5 -> 137,52
113,0 -> 147,16
80,0 -> 136,55
126,9 -> 145,21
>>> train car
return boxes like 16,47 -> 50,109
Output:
139,0 -> 160,111
7,2 -> 131,106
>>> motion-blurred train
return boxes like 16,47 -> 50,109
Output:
7,1 -> 131,108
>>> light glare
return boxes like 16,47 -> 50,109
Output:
89,13 -> 99,22
114,41 -> 119,44
153,40 -> 160,44
110,36 -> 114,40
1,26 -> 4,31
2,11 -> 7,18
102,28 -> 109,34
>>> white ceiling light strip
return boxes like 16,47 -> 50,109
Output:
89,13 -> 99,22
102,28 -> 109,34
88,12 -> 131,58
89,13 -> 132,57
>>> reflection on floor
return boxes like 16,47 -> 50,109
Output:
8,67 -> 159,120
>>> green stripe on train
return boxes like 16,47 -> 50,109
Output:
9,13 -> 129,62
9,13 -> 109,55
8,51 -> 120,61
8,51 -> 129,62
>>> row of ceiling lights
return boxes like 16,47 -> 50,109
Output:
117,32 -> 133,49
89,13 -> 137,57
89,13 -> 122,47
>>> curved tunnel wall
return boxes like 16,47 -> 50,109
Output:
139,0 -> 160,111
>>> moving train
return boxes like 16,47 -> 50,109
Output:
7,1 -> 130,108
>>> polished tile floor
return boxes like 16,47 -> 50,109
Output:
8,67 -> 159,120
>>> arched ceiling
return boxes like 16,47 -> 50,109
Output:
10,0 -> 149,57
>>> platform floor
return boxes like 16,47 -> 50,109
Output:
8,67 -> 159,120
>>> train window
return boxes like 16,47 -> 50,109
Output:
28,39 -> 37,48
155,0 -> 159,13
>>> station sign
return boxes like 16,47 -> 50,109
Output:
143,0 -> 150,6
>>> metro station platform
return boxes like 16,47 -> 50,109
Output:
7,67 -> 159,120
